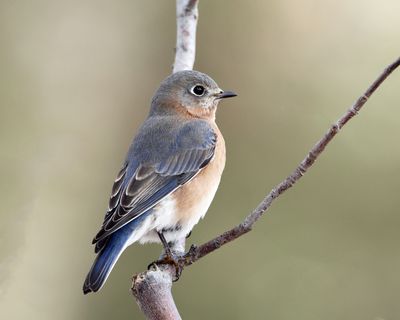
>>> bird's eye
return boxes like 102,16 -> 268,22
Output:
191,85 -> 206,96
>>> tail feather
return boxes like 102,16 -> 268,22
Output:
83,210 -> 151,294
83,234 -> 126,294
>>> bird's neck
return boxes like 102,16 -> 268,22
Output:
150,99 -> 217,121
185,105 -> 216,121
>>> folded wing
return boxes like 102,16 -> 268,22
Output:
92,119 -> 216,252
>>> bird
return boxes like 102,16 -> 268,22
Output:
83,70 -> 236,294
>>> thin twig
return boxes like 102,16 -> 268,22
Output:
180,56 -> 400,266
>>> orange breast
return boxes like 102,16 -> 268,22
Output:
174,124 -> 226,226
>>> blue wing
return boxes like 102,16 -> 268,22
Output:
92,118 -> 216,252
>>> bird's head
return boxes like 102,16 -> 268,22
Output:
150,70 -> 236,119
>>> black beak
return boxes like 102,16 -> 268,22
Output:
217,90 -> 237,99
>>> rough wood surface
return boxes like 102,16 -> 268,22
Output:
131,265 -> 181,320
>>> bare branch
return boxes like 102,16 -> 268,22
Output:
173,0 -> 198,72
131,265 -> 181,320
180,56 -> 400,266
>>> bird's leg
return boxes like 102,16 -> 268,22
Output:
157,231 -> 173,258
170,237 -> 186,255
147,232 -> 185,281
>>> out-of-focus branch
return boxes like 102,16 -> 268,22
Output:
172,0 -> 198,72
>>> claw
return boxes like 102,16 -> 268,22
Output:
148,251 -> 184,281
147,261 -> 159,271
188,244 -> 197,254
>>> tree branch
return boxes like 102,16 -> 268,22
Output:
172,0 -> 198,73
132,266 -> 181,320
181,56 -> 400,266
131,1 -> 400,318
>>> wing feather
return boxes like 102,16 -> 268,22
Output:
92,119 -> 217,250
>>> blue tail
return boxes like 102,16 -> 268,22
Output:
83,213 -> 149,294
83,232 -> 128,294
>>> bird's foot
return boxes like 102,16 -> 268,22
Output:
147,251 -> 184,282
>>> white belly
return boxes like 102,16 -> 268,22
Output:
123,167 -> 222,249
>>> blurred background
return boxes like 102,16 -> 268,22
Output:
1,0 -> 400,319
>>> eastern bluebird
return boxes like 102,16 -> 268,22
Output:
83,70 -> 236,294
